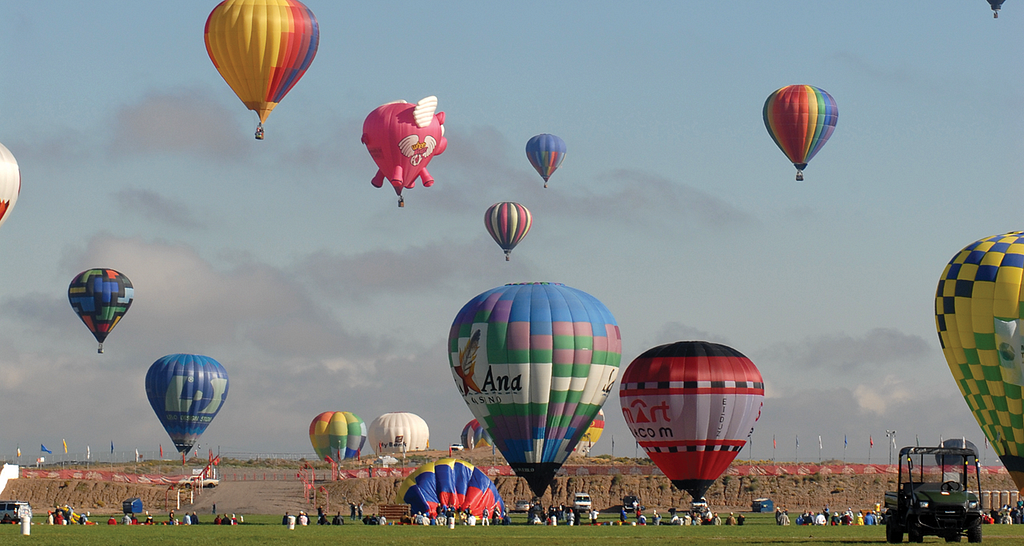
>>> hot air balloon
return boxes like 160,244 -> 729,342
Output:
205,0 -> 319,140
0,142 -> 20,231
361,96 -> 447,207
145,354 -> 229,455
619,341 -> 764,503
935,231 -> 1024,493
396,458 -> 505,518
368,412 -> 430,454
988,0 -> 1006,17
67,269 -> 134,354
461,419 -> 492,450
485,202 -> 532,261
573,408 -> 605,454
309,411 -> 367,462
763,85 -> 838,181
448,282 -> 621,498
525,134 -> 566,188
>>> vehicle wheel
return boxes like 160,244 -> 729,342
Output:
887,518 -> 904,543
908,525 -> 924,543
945,534 -> 962,542
967,522 -> 982,543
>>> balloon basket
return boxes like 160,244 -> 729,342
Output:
398,198 -> 405,208
795,170 -> 804,181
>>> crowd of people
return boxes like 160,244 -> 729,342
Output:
775,505 -> 879,526
105,509 -> 241,525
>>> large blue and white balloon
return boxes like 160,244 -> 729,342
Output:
145,354 -> 229,455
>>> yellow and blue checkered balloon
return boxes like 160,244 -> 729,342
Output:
936,231 -> 1024,491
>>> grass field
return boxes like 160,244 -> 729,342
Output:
5,514 -> 1024,545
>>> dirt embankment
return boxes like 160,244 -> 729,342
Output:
6,470 -> 1020,517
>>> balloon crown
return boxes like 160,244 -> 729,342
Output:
505,282 -> 563,286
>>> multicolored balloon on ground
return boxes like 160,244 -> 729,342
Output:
205,0 -> 319,139
67,269 -> 134,354
763,85 -> 838,181
309,411 -> 367,462
619,341 -> 764,502
461,419 -> 492,449
397,458 -> 505,518
361,96 -> 447,207
525,134 -> 565,188
935,231 -> 1024,492
484,202 -> 532,261
368,412 -> 430,454
573,408 -> 605,454
146,354 -> 229,455
448,282 -> 621,497
0,142 -> 20,231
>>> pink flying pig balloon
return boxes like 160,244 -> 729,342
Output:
361,96 -> 447,207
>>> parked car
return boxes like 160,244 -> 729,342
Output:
0,500 -> 31,523
449,443 -> 465,451
622,495 -> 641,512
513,500 -> 531,513
573,492 -> 592,510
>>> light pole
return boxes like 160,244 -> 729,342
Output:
886,430 -> 897,466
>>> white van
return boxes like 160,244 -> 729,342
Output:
0,500 -> 31,523
573,492 -> 592,510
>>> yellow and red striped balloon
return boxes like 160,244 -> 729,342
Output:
205,0 -> 319,133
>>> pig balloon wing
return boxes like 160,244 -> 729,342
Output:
361,96 -> 447,207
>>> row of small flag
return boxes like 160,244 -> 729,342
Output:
21,441 -> 165,459
770,434 -> 981,450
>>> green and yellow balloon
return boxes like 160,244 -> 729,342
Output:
936,231 -> 1024,491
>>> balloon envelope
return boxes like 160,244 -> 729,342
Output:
0,142 -> 20,230
67,269 -> 134,353
361,96 -> 447,205
763,85 -> 838,180
936,231 -> 1024,491
204,0 -> 319,126
484,202 -> 532,261
368,412 -> 430,454
461,419 -> 492,449
525,134 -> 566,187
574,408 -> 605,453
309,411 -> 367,461
145,354 -> 229,454
397,458 -> 505,518
448,282 -> 621,497
619,341 -> 764,501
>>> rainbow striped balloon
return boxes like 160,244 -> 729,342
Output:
763,85 -> 838,181
484,202 -> 532,261
309,411 -> 367,462
205,0 -> 319,134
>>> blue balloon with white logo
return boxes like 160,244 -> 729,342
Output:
145,354 -> 229,455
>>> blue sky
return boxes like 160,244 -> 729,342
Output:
0,1 -> 1022,465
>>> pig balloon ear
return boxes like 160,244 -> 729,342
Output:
414,96 -> 438,128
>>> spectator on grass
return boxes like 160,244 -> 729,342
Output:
333,512 -> 344,525
122,513 -> 132,525
107,515 -> 116,525
725,513 -> 736,525
864,511 -> 876,525
282,512 -> 290,525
